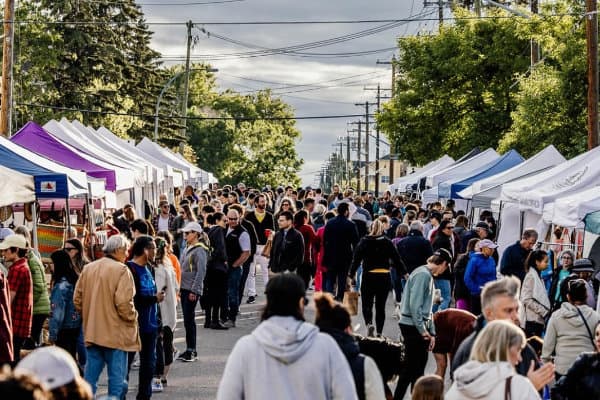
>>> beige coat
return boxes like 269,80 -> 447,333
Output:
73,257 -> 141,352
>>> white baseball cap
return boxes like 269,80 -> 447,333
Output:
16,346 -> 80,390
0,234 -> 27,250
182,221 -> 203,234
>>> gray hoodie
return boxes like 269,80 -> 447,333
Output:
217,316 -> 358,400
541,302 -> 600,375
446,361 -> 539,400
179,243 -> 207,295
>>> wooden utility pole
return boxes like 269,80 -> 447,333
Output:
438,0 -> 444,31
180,20 -> 193,152
1,0 -> 15,137
364,102 -> 370,192
587,0 -> 599,149
357,120 -> 362,193
531,0 -> 539,66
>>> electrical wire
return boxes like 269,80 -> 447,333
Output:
16,102 -> 372,121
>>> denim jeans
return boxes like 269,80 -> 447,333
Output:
127,331 -> 157,400
77,329 -> 87,369
354,264 -> 363,291
180,288 -> 199,352
84,345 -> 128,398
390,268 -> 403,303
227,266 -> 243,321
432,279 -> 451,312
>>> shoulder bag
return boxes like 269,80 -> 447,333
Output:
575,305 -> 596,347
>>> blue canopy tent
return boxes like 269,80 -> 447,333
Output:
442,150 -> 524,199
0,140 -> 71,199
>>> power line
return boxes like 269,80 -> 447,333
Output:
6,13 -> 579,27
17,102 -> 369,121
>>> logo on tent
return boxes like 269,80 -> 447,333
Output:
40,181 -> 57,193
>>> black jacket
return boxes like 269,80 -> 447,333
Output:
500,241 -> 530,281
323,215 -> 359,271
432,231 -> 457,280
552,352 -> 600,399
396,229 -> 433,274
245,211 -> 275,245
453,251 -> 472,300
207,225 -> 228,273
451,315 -> 540,379
350,235 -> 406,276
322,328 -> 366,400
268,227 -> 305,273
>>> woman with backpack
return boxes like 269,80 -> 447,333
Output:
203,212 -> 229,330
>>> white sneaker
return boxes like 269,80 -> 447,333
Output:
131,357 -> 140,370
152,378 -> 164,393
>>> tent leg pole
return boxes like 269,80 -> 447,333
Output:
65,197 -> 71,232
32,201 -> 39,252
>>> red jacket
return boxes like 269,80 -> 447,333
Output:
0,269 -> 13,363
297,224 -> 317,264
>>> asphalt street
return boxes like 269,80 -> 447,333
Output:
96,271 -> 440,400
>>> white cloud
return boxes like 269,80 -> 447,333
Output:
141,0 -> 435,186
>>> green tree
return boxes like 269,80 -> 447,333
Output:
189,89 -> 303,187
377,9 -> 530,164
499,2 -> 588,158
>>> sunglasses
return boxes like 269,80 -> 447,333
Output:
63,247 -> 77,252
228,218 -> 238,221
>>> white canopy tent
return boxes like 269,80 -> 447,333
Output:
94,126 -> 184,188
425,148 -> 499,189
550,186 -> 600,227
389,155 -> 455,193
458,145 -> 565,204
0,165 -> 35,207
421,149 -> 499,203
43,120 -> 140,210
137,137 -> 193,182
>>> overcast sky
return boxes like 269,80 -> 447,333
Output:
141,0 -> 441,186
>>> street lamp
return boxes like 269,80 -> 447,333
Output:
153,67 -> 218,142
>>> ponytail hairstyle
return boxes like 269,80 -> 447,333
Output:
313,292 -> 351,331
369,217 -> 388,236
154,237 -> 168,264
525,249 -> 548,274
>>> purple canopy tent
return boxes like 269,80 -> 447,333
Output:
11,121 -> 117,191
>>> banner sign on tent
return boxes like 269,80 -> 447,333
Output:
40,181 -> 57,193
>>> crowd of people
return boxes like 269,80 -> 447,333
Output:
0,182 -> 598,399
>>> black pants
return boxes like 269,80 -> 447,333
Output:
238,258 -> 252,302
325,267 -> 348,301
56,327 -> 81,361
297,261 -> 313,290
470,294 -> 482,316
155,326 -> 174,376
127,330 -> 157,400
25,314 -> 48,348
12,336 -> 26,365
395,324 -> 429,400
204,268 -> 228,326
361,272 -> 391,334
180,289 -> 199,351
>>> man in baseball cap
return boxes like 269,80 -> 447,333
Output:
0,233 -> 32,363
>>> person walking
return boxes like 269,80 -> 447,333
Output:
177,222 -> 208,362
222,210 -> 251,328
395,249 -> 452,399
13,226 -> 50,350
431,220 -> 458,312
313,211 -> 335,292
500,229 -> 538,281
323,203 -> 359,300
541,278 -> 599,379
48,250 -> 81,360
244,194 -> 275,304
2,234 -> 33,363
0,258 -> 12,365
152,236 -> 178,391
73,235 -> 140,398
396,221 -> 433,274
203,213 -> 229,330
520,249 -> 551,338
293,210 -> 317,290
464,239 -> 498,315
216,274 -> 358,400
446,320 -> 540,400
349,218 -> 406,337
453,238 -> 480,311
268,211 -> 305,274
549,249 -> 575,311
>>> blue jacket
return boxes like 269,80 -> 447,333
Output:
464,252 -> 497,296
49,277 -> 81,341
323,215 -> 359,270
